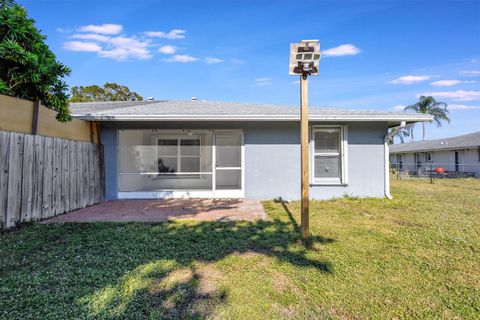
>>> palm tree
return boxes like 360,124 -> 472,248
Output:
403,96 -> 450,141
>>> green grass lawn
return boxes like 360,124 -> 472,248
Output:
1,179 -> 479,319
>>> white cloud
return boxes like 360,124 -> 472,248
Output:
460,70 -> 480,76
78,24 -> 123,35
448,104 -> 480,110
430,80 -> 476,87
430,80 -> 461,87
254,77 -> 272,86
418,90 -> 480,101
163,54 -> 199,62
392,105 -> 406,111
205,57 -> 224,64
99,36 -> 151,60
145,29 -> 186,39
322,44 -> 361,57
71,33 -> 111,42
158,45 -> 176,54
63,41 -> 102,52
291,80 -> 300,85
388,75 -> 430,84
65,32 -> 152,60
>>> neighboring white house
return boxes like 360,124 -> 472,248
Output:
390,131 -> 480,177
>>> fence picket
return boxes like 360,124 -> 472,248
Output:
42,137 -> 54,219
77,142 -> 84,208
82,143 -> 89,207
20,134 -> 34,221
69,140 -> 77,211
0,131 -> 10,228
6,133 -> 24,228
61,139 -> 69,213
32,135 -> 44,220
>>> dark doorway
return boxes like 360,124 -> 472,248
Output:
455,151 -> 459,172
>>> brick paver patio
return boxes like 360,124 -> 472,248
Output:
42,199 -> 266,223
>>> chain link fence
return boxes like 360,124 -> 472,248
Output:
390,162 -> 479,181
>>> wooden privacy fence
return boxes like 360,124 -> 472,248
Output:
0,130 -> 103,229
0,94 -> 99,143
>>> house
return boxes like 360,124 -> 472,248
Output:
69,100 -> 432,200
389,131 -> 480,177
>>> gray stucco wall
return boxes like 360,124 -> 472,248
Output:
100,121 -> 388,200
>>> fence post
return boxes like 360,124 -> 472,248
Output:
31,100 -> 40,135
430,163 -> 433,184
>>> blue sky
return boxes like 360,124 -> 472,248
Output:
20,0 -> 480,140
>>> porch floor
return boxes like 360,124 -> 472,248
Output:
42,199 -> 266,223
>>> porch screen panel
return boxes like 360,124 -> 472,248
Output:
118,130 -> 213,192
215,134 -> 242,190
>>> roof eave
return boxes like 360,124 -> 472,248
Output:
390,145 -> 479,153
72,114 -> 434,122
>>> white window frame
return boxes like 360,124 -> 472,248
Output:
154,134 -> 203,177
310,125 -> 348,185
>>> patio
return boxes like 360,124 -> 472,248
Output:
42,199 -> 266,223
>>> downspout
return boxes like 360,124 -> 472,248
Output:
384,121 -> 406,199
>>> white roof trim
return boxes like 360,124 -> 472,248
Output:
73,114 -> 433,122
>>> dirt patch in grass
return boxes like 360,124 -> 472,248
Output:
196,264 -> 224,295
272,271 -> 301,295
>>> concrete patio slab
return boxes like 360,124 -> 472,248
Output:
42,199 -> 266,223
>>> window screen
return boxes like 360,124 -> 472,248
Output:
313,128 -> 342,181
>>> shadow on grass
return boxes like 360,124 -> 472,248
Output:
0,204 -> 335,319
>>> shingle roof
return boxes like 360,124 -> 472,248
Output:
390,131 -> 480,153
69,100 -> 433,123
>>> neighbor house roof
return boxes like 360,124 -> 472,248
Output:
390,131 -> 480,153
69,100 -> 433,123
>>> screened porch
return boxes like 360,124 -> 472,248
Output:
117,129 -> 244,198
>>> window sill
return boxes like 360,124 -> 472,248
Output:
310,181 -> 347,186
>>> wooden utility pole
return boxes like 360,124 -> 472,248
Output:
300,74 -> 309,239
289,39 -> 320,240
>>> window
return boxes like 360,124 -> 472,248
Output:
397,154 -> 403,170
311,126 -> 347,184
156,136 -> 201,176
415,153 -> 422,169
425,152 -> 432,162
